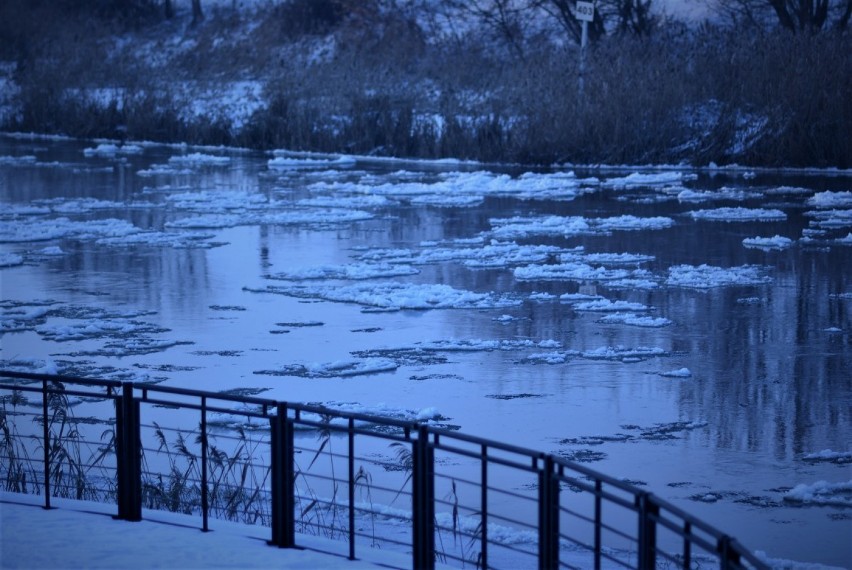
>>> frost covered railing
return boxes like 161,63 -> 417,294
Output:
0,371 -> 767,570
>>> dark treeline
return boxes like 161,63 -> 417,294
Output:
1,0 -> 849,167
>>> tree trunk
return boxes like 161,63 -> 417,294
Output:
191,0 -> 203,26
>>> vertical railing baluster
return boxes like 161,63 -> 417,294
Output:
684,521 -> 692,569
538,455 -> 559,569
412,425 -> 435,570
201,396 -> 209,532
594,479 -> 602,570
348,417 -> 355,560
42,379 -> 50,509
637,493 -> 658,570
269,403 -> 295,548
481,444 -> 488,570
115,382 -> 141,521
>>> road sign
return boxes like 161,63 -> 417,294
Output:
575,1 -> 595,22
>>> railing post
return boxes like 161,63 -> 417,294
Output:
637,493 -> 658,570
412,425 -> 435,570
538,455 -> 559,570
718,536 -> 741,570
115,382 -> 141,521
481,445 -> 488,570
41,379 -> 51,509
348,418 -> 356,560
200,396 -> 209,532
269,403 -> 295,548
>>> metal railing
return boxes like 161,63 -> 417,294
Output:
0,370 -> 768,569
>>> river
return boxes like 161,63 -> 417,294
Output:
1,134 -> 850,567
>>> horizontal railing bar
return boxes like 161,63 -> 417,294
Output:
0,371 -> 123,388
485,484 -> 538,503
430,441 -> 540,472
350,530 -> 411,549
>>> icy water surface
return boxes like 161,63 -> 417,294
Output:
1,136 -> 850,567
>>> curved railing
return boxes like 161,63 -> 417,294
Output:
0,370 -> 767,569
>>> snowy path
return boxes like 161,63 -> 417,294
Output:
0,492 -> 407,569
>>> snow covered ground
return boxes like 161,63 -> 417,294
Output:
0,492 -> 407,569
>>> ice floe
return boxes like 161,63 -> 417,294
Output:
268,155 -> 356,169
0,253 -> 24,267
245,282 -> 522,310
83,143 -> 143,157
802,449 -> 852,464
807,191 -> 852,209
660,367 -> 693,378
676,187 -> 760,203
580,346 -> 668,361
254,358 -> 398,378
166,208 -> 374,229
356,241 -> 565,269
805,209 -> 852,229
489,214 -> 673,240
742,235 -> 793,250
666,264 -> 772,288
602,171 -> 696,188
783,480 -> 852,507
687,207 -> 787,222
0,217 -> 140,243
514,262 -> 632,282
168,152 -> 231,166
266,263 -> 419,281
573,299 -> 652,312
598,313 -> 672,327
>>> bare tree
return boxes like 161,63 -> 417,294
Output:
708,0 -> 852,31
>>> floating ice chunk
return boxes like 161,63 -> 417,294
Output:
0,203 -> 51,218
0,217 -> 141,243
742,235 -> 793,250
805,208 -> 852,229
410,194 -> 484,207
687,207 -> 787,222
581,346 -> 667,361
268,155 -> 356,169
0,253 -> 23,267
168,152 -> 230,166
836,233 -> 852,245
166,209 -> 373,229
167,190 -> 268,212
560,293 -> 605,303
37,246 -> 66,255
83,143 -> 143,157
529,292 -> 558,301
574,299 -> 652,312
783,480 -> 852,507
803,449 -> 852,463
493,314 -> 517,323
603,171 -> 695,188
584,252 -> 655,265
599,313 -> 672,327
595,215 -> 674,232
660,367 -> 692,378
807,191 -> 852,209
0,155 -> 37,165
667,264 -> 771,288
255,358 -> 398,378
606,277 -> 660,290
246,282 -> 521,310
489,214 -> 673,240
765,185 -> 813,195
676,187 -> 758,203
297,195 -> 395,209
514,262 -> 631,282
266,263 -> 419,281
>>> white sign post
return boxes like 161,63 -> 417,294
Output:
575,1 -> 595,96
